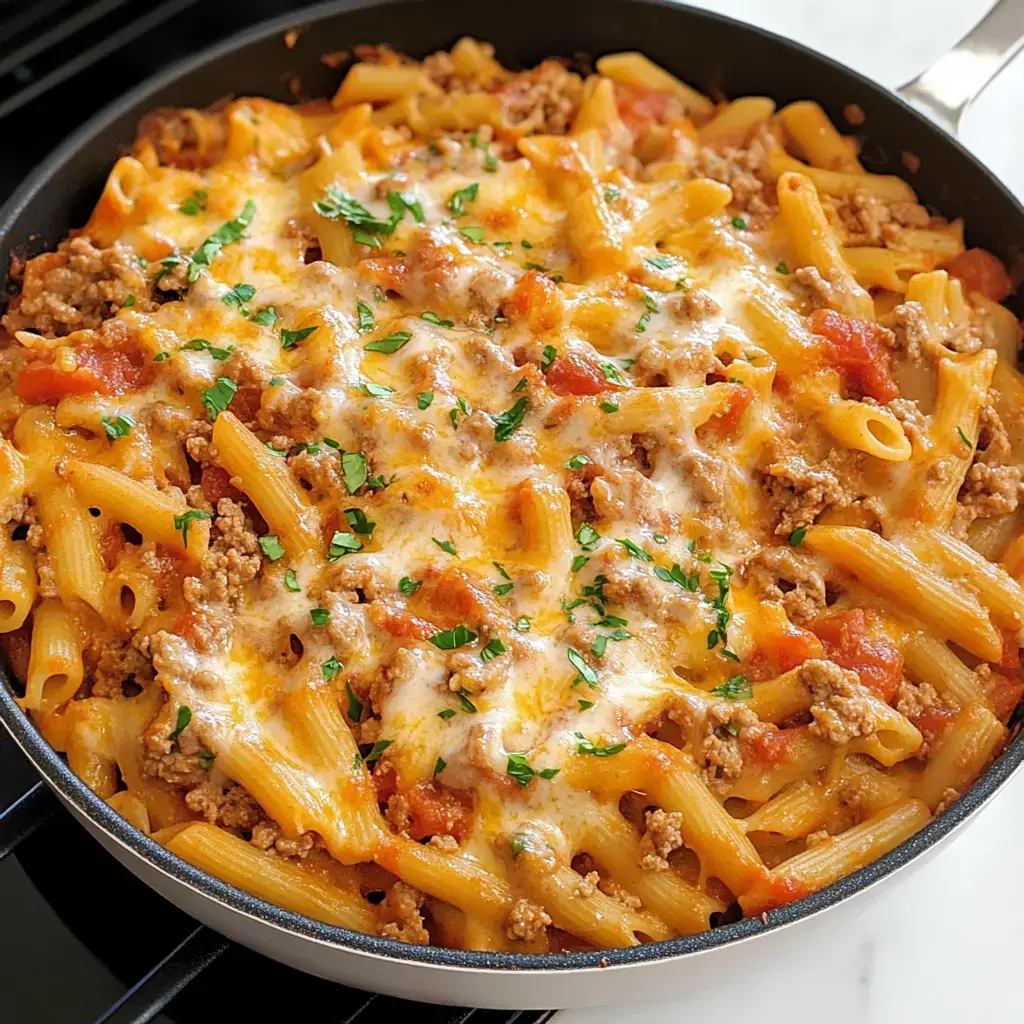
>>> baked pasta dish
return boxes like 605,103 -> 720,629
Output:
3,39 -> 1023,953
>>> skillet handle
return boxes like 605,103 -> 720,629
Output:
897,0 -> 1024,136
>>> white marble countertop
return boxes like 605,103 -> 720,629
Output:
560,2 -> 1024,1019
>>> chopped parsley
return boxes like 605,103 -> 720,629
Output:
578,699 -> 594,710
221,282 -> 256,316
345,682 -> 363,721
321,656 -> 343,682
574,732 -> 626,757
429,624 -> 478,650
654,562 -> 700,592
437,708 -> 456,720
188,200 -> 256,283
197,751 -> 215,772
711,675 -> 752,700
101,413 -> 135,441
362,381 -> 394,397
576,523 -> 601,551
184,337 -> 234,361
592,635 -> 608,657
178,189 -> 208,216
449,396 -> 470,429
494,581 -> 514,597
492,397 -> 528,442
259,535 -> 286,561
600,399 -> 619,413
480,638 -> 506,663
250,306 -> 278,327
201,377 -> 237,421
731,216 -> 747,230
433,537 -> 457,555
510,832 -> 531,858
154,352 -> 170,362
362,738 -> 391,764
417,390 -> 434,409
567,647 -> 598,688
328,531 -> 362,560
513,377 -> 528,392
636,289 -> 658,333
398,576 -> 421,596
459,226 -> 485,243
468,133 -> 498,172
448,182 -> 479,216
341,451 -> 368,494
604,186 -> 623,202
600,362 -> 625,384
280,325 -> 318,350
421,311 -> 455,328
433,756 -> 447,777
705,562 -> 735,656
506,754 -> 559,787
313,187 -> 416,247
122,295 -> 135,308
310,608 -> 330,626
514,615 -> 531,632
364,330 -> 411,354
172,509 -> 211,548
616,538 -> 652,562
268,376 -> 285,386
456,691 -> 478,713
344,507 -> 376,537
540,345 -> 557,373
356,301 -> 376,334
776,262 -> 789,275
169,706 -> 192,742
788,526 -> 807,547
566,454 -> 590,470
284,568 -> 300,592
957,425 -> 972,449
645,254 -> 676,271
571,555 -> 589,574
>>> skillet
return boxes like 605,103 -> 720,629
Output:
2,0 -> 1024,1008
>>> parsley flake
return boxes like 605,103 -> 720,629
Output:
321,656 -> 343,682
711,675 -> 752,700
346,682 -> 363,721
280,325 -> 318,350
429,624 -> 478,650
422,311 -> 455,328
169,706 -> 192,742
188,200 -> 256,283
259,535 -> 286,561
417,390 -> 434,409
101,414 -> 135,441
284,568 -> 300,593
310,608 -> 330,626
492,397 -> 528,442
398,576 -> 421,596
185,337 -> 234,361
173,509 -> 211,548
574,732 -> 626,757
201,377 -> 237,421
364,331 -> 411,354
448,182 -> 479,216
433,537 -> 457,555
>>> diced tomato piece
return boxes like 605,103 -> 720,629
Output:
373,604 -> 436,642
545,352 -> 608,396
743,725 -> 791,767
707,384 -> 754,436
809,308 -> 899,403
504,270 -> 563,332
16,363 -> 105,404
401,780 -> 474,842
616,85 -> 675,136
984,671 -> 1024,724
415,566 -> 494,628
772,623 -> 824,673
17,341 -> 153,404
811,608 -> 903,703
945,247 -> 1013,302
99,522 -> 127,571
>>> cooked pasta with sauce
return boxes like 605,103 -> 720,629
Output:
2,37 -> 1022,952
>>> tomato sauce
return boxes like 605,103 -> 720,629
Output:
503,270 -> 563,332
17,342 -> 154,404
545,352 -> 609,396
402,780 -> 474,842
945,247 -> 1013,303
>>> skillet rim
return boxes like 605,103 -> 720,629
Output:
3,0 -> 1024,974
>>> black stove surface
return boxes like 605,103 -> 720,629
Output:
0,3 -> 554,1021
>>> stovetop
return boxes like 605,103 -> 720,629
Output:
0,2 -> 553,1020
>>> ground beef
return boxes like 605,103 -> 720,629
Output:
135,107 -> 227,170
692,125 -> 777,221
675,448 -> 726,506
188,498 -> 262,605
759,449 -> 853,536
566,464 -> 600,529
934,787 -> 960,815
958,462 -> 1024,522
185,779 -> 264,830
446,646 -> 509,695
664,287 -> 721,322
379,882 -> 430,945
631,336 -> 717,387
887,397 -> 929,448
250,820 -> 316,858
257,386 -> 323,438
744,545 -> 827,625
892,299 -> 990,360
831,190 -> 930,247
700,702 -> 764,789
88,637 -> 154,698
894,679 -> 955,726
639,808 -> 685,871
590,467 -> 672,531
602,560 -> 701,625
495,60 -> 583,135
506,898 -> 552,942
2,237 -> 150,338
794,266 -> 880,321
427,833 -> 459,851
800,659 -> 875,745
